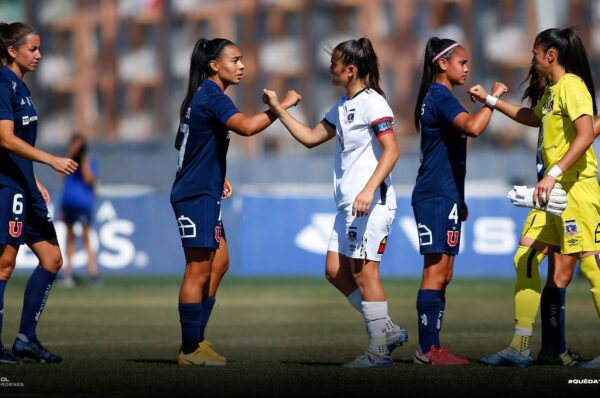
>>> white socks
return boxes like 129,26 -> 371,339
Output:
347,289 -> 395,334
362,300 -> 389,356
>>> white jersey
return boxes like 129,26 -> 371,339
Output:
324,88 -> 397,210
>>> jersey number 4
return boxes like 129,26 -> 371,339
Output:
448,203 -> 458,224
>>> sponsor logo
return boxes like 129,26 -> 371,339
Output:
417,223 -> 432,246
447,230 -> 459,247
8,220 -> 23,238
177,215 -> 196,238
377,236 -> 387,254
372,118 -> 393,135
564,219 -> 578,236
567,238 -> 579,247
20,98 -> 25,105
21,115 -> 38,126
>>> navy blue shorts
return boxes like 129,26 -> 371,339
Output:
412,196 -> 462,255
171,194 -> 225,249
0,186 -> 57,246
62,206 -> 93,226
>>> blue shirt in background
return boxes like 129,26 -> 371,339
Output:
61,159 -> 98,210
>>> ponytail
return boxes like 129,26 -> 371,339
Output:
179,37 -> 234,119
333,37 -> 384,97
0,22 -> 35,66
414,37 -> 458,132
529,27 -> 596,114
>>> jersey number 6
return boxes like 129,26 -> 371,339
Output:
12,193 -> 23,215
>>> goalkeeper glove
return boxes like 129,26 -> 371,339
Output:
507,183 -> 567,216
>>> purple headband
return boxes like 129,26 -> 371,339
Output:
431,42 -> 460,64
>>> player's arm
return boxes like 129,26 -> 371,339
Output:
34,176 -> 51,204
533,114 -> 594,206
0,120 -> 78,175
594,115 -> 600,138
226,90 -> 301,137
352,131 -> 399,217
468,84 -> 541,127
453,83 -> 508,137
262,89 -> 335,148
80,155 -> 95,186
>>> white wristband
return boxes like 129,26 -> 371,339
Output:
547,165 -> 563,179
485,95 -> 498,108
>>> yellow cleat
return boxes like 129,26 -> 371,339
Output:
177,340 -> 226,366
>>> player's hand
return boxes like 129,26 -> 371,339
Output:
491,82 -> 508,98
36,179 -> 51,204
222,178 -> 233,200
467,84 -> 488,103
263,89 -> 282,113
460,202 -> 469,222
280,90 -> 302,109
51,156 -> 78,175
352,188 -> 374,217
533,174 -> 556,207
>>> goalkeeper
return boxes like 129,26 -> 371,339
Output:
470,27 -> 600,368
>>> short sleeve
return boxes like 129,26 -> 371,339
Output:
363,95 -> 394,137
91,159 -> 99,177
0,82 -> 14,121
324,102 -> 338,128
436,91 -> 466,125
207,93 -> 240,125
560,76 -> 593,122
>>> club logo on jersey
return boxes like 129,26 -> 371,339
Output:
417,223 -> 432,246
346,112 -> 355,123
177,215 -> 196,238
348,230 -> 357,241
371,117 -> 394,136
447,230 -> 459,247
11,81 -> 16,93
8,220 -> 23,238
215,225 -> 222,243
564,219 -> 578,236
377,236 -> 388,254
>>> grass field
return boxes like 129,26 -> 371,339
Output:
0,275 -> 599,397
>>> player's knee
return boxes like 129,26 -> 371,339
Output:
0,258 -> 16,279
41,253 -> 63,273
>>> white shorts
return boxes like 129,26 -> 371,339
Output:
327,203 -> 395,261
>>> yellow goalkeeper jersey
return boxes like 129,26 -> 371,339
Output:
534,73 -> 598,182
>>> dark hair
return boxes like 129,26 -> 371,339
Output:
0,22 -> 35,66
520,64 -> 547,107
69,133 -> 87,163
414,37 -> 459,132
525,27 -> 596,114
333,37 -> 384,97
179,38 -> 234,119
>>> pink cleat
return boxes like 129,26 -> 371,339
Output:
414,345 -> 469,365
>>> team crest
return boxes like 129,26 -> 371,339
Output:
545,95 -> 555,113
348,230 -> 357,241
377,236 -> 388,254
9,220 -> 23,238
564,219 -> 578,236
447,230 -> 459,247
215,225 -> 223,243
347,113 -> 355,123
11,81 -> 16,93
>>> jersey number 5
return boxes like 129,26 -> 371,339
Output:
448,203 -> 458,224
12,193 -> 24,215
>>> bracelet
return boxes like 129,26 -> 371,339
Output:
485,95 -> 498,108
547,165 -> 563,179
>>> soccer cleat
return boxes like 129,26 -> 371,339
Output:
341,351 -> 393,368
12,335 -> 62,363
0,346 -> 22,365
576,355 -> 600,368
537,349 -> 583,366
414,345 -> 469,365
178,340 -> 226,366
386,325 -> 408,354
479,347 -> 533,367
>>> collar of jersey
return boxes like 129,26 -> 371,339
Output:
202,79 -> 223,93
1,65 -> 20,82
348,87 -> 370,100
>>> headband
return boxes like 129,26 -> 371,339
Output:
431,42 -> 460,64
11,31 -> 37,48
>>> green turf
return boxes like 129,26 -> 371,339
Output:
0,276 -> 599,397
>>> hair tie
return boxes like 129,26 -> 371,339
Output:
431,42 -> 460,64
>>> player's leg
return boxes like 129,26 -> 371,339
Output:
579,252 -> 600,319
0,244 -> 21,364
63,222 -> 75,283
13,191 -> 63,363
81,224 -> 99,285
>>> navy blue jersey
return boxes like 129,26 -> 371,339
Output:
412,83 -> 467,207
170,80 -> 239,203
0,66 -> 38,193
61,159 -> 98,210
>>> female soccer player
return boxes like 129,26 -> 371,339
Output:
59,133 -> 100,288
475,27 -> 600,368
264,37 -> 407,368
0,22 -> 78,364
411,37 -> 506,365
171,37 -> 300,366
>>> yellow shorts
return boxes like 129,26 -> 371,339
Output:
522,178 -> 600,254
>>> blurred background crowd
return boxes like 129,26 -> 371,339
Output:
2,0 -> 600,192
